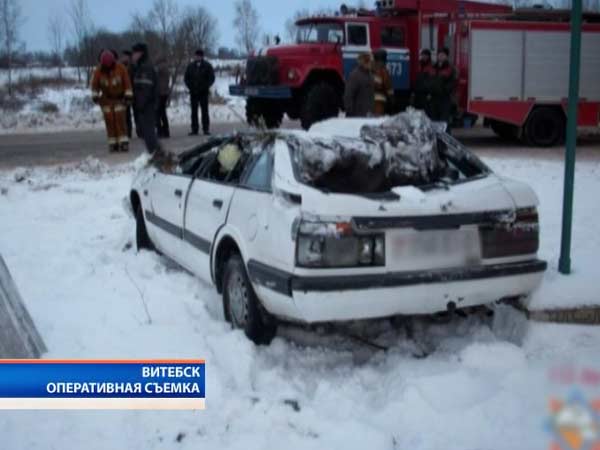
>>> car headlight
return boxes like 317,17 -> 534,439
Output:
288,68 -> 298,80
296,220 -> 385,268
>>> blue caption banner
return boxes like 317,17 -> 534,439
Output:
0,360 -> 205,402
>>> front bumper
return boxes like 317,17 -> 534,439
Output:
249,259 -> 547,323
229,84 -> 292,99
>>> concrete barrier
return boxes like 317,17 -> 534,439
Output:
0,255 -> 47,358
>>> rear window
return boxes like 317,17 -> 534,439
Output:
289,113 -> 489,194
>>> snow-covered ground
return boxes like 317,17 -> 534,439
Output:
0,149 -> 598,449
0,68 -> 245,134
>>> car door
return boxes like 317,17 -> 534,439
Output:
227,149 -> 274,264
144,172 -> 193,262
179,150 -> 249,283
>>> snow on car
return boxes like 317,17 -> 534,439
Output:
130,109 -> 547,344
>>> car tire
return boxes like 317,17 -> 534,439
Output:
524,107 -> 565,147
223,254 -> 276,345
300,82 -> 340,130
135,204 -> 155,252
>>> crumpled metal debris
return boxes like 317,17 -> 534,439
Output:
292,109 -> 444,192
360,108 -> 442,186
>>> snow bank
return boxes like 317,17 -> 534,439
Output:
0,74 -> 244,135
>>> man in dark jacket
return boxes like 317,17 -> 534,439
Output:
184,49 -> 215,136
432,47 -> 457,128
412,49 -> 436,118
131,42 -> 160,154
119,50 -> 137,139
156,56 -> 171,138
344,53 -> 374,118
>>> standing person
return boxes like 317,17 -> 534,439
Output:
119,50 -> 135,139
412,49 -> 436,118
433,47 -> 457,128
344,53 -> 374,118
184,49 -> 215,136
131,42 -> 161,154
91,49 -> 133,153
372,49 -> 394,117
156,56 -> 171,138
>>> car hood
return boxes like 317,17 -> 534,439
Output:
298,174 -> 538,219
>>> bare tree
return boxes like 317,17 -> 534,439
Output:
131,1 -> 218,96
68,0 -> 93,82
233,0 -> 260,55
147,0 -> 179,56
0,0 -> 24,97
179,6 -> 218,55
47,13 -> 66,79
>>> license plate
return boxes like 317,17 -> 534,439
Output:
391,229 -> 480,269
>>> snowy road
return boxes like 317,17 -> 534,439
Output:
0,122 -> 260,169
1,124 -> 598,170
0,150 -> 599,449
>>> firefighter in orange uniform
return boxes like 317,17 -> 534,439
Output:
91,50 -> 133,152
372,49 -> 394,117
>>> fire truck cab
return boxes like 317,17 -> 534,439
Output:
229,0 -> 600,146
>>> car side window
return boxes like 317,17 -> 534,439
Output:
197,144 -> 250,185
243,151 -> 272,192
347,24 -> 368,47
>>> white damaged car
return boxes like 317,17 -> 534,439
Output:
131,110 -> 546,344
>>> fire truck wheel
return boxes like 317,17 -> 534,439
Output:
490,120 -> 519,141
246,98 -> 262,127
300,82 -> 340,130
246,98 -> 283,129
524,107 -> 565,147
263,109 -> 284,129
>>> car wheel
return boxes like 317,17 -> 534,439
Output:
300,82 -> 340,130
524,107 -> 565,147
223,254 -> 276,345
135,204 -> 155,251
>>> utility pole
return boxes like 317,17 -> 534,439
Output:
558,0 -> 583,275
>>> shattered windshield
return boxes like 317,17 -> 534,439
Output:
290,110 -> 490,194
296,22 -> 344,44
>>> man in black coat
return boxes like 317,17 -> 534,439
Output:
118,50 -> 137,139
432,47 -> 457,129
131,42 -> 160,154
184,49 -> 215,136
412,49 -> 436,118
344,53 -> 374,118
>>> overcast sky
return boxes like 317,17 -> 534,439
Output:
19,0 -> 348,52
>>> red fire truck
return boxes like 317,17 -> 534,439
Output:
229,0 -> 600,146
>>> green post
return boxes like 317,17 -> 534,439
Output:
559,0 -> 583,275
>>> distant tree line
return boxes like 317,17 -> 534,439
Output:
0,0 -> 244,97
2,0 -> 600,97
